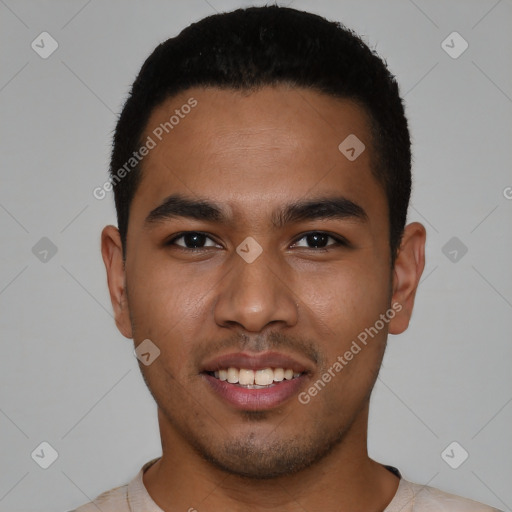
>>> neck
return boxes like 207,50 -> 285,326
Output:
143,404 -> 399,512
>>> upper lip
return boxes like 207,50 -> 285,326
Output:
201,351 -> 313,374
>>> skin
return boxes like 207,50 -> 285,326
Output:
101,85 -> 426,512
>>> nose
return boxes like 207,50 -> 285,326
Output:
213,247 -> 299,333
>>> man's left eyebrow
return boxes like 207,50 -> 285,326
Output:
143,193 -> 368,228
271,196 -> 368,228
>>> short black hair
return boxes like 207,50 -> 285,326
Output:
110,5 -> 411,265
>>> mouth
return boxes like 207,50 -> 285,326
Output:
200,352 -> 312,411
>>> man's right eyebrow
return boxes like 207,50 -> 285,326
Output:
144,194 -> 227,228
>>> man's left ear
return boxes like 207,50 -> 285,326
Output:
388,222 -> 426,335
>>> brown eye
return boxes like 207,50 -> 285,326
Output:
292,232 -> 347,249
166,232 -> 220,250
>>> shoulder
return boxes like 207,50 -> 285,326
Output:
66,483 -> 129,512
64,457 -> 161,512
400,479 -> 503,512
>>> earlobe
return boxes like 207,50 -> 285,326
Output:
101,225 -> 133,339
388,222 -> 426,335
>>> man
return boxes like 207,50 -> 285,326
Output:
71,5 -> 501,512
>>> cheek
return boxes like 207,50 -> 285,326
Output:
126,252 -> 214,350
300,260 -> 391,341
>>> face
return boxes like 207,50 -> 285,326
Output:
102,85 -> 425,479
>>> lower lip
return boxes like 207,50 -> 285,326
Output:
203,373 -> 307,411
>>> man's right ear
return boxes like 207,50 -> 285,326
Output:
101,225 -> 133,339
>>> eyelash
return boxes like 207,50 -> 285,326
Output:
165,231 -> 349,252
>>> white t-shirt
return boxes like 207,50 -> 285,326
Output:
68,458 -> 503,512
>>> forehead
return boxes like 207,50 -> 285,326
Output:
130,85 -> 386,228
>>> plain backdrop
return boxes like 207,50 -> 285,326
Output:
0,1 -> 511,511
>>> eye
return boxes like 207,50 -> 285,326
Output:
291,231 -> 347,250
166,231 -> 221,250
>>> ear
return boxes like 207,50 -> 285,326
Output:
388,222 -> 426,335
101,225 -> 133,339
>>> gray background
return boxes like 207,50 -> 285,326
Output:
1,0 -> 511,511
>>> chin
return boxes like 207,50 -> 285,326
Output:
195,429 -> 344,480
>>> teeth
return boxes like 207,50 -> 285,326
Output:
239,369 -> 255,385
255,368 -> 274,385
227,367 -> 239,384
212,367 -> 302,385
284,369 -> 294,380
273,368 -> 284,382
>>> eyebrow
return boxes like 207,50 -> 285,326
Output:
144,193 -> 368,229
